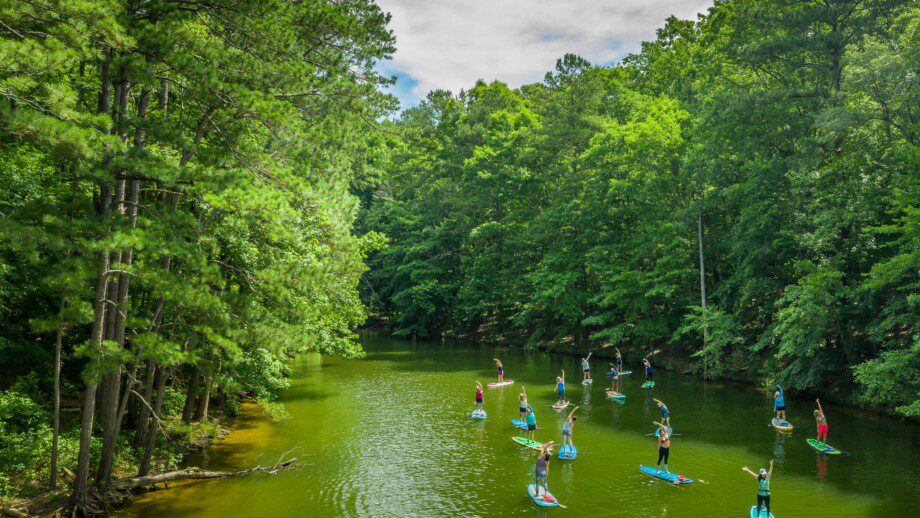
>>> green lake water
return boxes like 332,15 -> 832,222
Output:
123,333 -> 920,516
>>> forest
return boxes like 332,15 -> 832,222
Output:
0,0 -> 917,514
0,0 -> 393,512
359,0 -> 918,417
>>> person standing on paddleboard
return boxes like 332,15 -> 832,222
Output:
581,352 -> 592,382
525,403 -> 538,441
607,364 -> 621,395
742,459 -> 774,517
643,359 -> 653,383
493,359 -> 504,383
653,420 -> 671,474
773,386 -> 787,422
616,348 -> 624,372
562,406 -> 579,447
474,382 -> 484,412
534,442 -> 554,497
814,398 -> 829,446
555,370 -> 567,405
653,398 -> 671,428
519,386 -> 528,421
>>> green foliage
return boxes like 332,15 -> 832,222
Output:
360,1 -> 919,417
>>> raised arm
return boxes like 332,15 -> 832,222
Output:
586,352 -> 592,360
565,406 -> 580,421
653,420 -> 667,431
741,466 -> 759,479
521,385 -> 526,396
653,398 -> 662,404
816,398 -> 824,415
615,348 -> 621,355
476,381 -> 482,390
767,459 -> 774,478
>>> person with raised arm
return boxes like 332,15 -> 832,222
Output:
518,385 -> 528,421
474,381 -> 484,411
555,369 -> 567,405
493,358 -> 504,383
643,358 -> 654,383
615,348 -> 624,373
653,420 -> 671,474
814,398 -> 829,447
743,459 -> 774,517
534,442 -> 555,497
562,406 -> 580,447
653,398 -> 671,428
581,352 -> 592,382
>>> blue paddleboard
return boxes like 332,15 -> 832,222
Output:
558,444 -> 577,460
471,409 -> 486,419
527,484 -> 559,507
511,419 -> 528,430
639,465 -> 693,484
750,505 -> 775,518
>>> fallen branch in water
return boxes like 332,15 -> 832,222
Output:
11,458 -> 300,517
114,458 -> 298,490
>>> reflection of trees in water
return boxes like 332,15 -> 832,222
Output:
773,431 -> 787,462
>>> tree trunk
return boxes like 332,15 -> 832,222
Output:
697,211 -> 709,378
138,366 -> 168,477
71,251 -> 111,507
50,300 -> 65,490
182,370 -> 200,425
193,372 -> 211,422
134,359 -> 157,448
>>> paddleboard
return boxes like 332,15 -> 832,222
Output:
639,465 -> 693,484
582,378 -> 593,385
487,380 -> 514,388
552,401 -> 570,410
654,426 -> 673,437
771,418 -> 793,432
471,409 -> 487,419
750,505 -> 775,518
513,436 -> 544,450
807,438 -> 842,455
605,388 -> 626,400
558,444 -> 577,460
511,419 -> 528,430
527,484 -> 559,507
642,381 -> 656,388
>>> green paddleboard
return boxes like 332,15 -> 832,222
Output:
807,438 -> 842,455
642,381 -> 656,388
513,436 -> 544,450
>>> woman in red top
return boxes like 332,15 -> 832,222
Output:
475,382 -> 484,411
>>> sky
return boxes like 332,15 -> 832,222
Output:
375,0 -> 714,109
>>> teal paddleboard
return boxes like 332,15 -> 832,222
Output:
558,444 -> 577,460
639,465 -> 693,484
750,505 -> 775,517
605,388 -> 626,400
511,419 -> 528,430
527,484 -> 559,507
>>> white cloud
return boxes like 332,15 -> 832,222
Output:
376,0 -> 714,106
